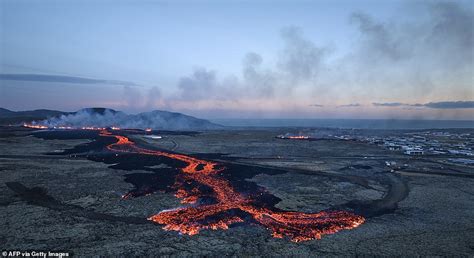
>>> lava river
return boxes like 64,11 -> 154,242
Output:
100,130 -> 365,242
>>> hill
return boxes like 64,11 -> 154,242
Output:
0,107 -> 222,130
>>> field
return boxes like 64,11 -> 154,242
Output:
1,126 -> 473,256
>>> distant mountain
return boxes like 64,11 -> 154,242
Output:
0,107 -> 223,130
0,108 -> 15,117
129,110 -> 222,130
0,108 -> 66,118
0,108 -> 68,124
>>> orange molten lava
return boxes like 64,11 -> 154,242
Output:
287,135 -> 310,139
23,124 -> 109,131
100,130 -> 365,242
23,123 -> 48,129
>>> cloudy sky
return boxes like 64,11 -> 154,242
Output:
1,0 -> 473,119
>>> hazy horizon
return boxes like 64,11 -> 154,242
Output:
1,0 -> 473,120
2,106 -> 474,124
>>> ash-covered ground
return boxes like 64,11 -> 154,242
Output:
1,126 -> 473,256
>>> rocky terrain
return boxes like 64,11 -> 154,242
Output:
0,127 -> 473,256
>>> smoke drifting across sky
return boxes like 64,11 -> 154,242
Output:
0,0 -> 472,119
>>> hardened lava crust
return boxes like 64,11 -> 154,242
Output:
0,126 -> 473,256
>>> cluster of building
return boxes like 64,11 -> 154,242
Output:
365,131 -> 473,157
276,129 -> 473,163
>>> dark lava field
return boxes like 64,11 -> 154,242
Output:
1,126 -> 473,256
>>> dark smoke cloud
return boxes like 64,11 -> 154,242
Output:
345,1 -> 473,101
427,2 -> 474,66
146,86 -> 163,108
372,102 -> 405,107
123,86 -> 143,107
309,104 -> 324,107
278,26 -> 329,84
175,67 -> 242,102
350,13 -> 406,62
173,26 -> 330,103
171,1 -> 472,109
423,101 -> 474,109
0,73 -> 137,86
177,68 -> 218,100
242,52 -> 276,97
338,103 -> 361,108
373,101 -> 474,109
122,85 -> 166,111
174,55 -> 277,102
350,1 -> 473,66
96,0 -> 471,118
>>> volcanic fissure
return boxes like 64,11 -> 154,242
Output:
96,129 -> 365,242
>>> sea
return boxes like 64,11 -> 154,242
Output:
211,119 -> 474,130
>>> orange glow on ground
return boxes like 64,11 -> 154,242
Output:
287,135 -> 310,139
23,124 -> 48,129
99,130 -> 365,242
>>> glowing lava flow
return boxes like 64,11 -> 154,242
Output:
100,130 -> 365,242
287,135 -> 310,139
23,123 -> 48,129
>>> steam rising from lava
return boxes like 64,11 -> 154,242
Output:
30,108 -> 221,130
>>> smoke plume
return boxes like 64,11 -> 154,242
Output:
35,108 -> 222,130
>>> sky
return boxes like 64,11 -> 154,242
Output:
0,0 -> 473,120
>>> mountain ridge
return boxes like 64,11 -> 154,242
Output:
0,107 -> 223,130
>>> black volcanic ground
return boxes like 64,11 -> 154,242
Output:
0,126 -> 473,256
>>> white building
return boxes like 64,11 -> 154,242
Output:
404,148 -> 424,155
